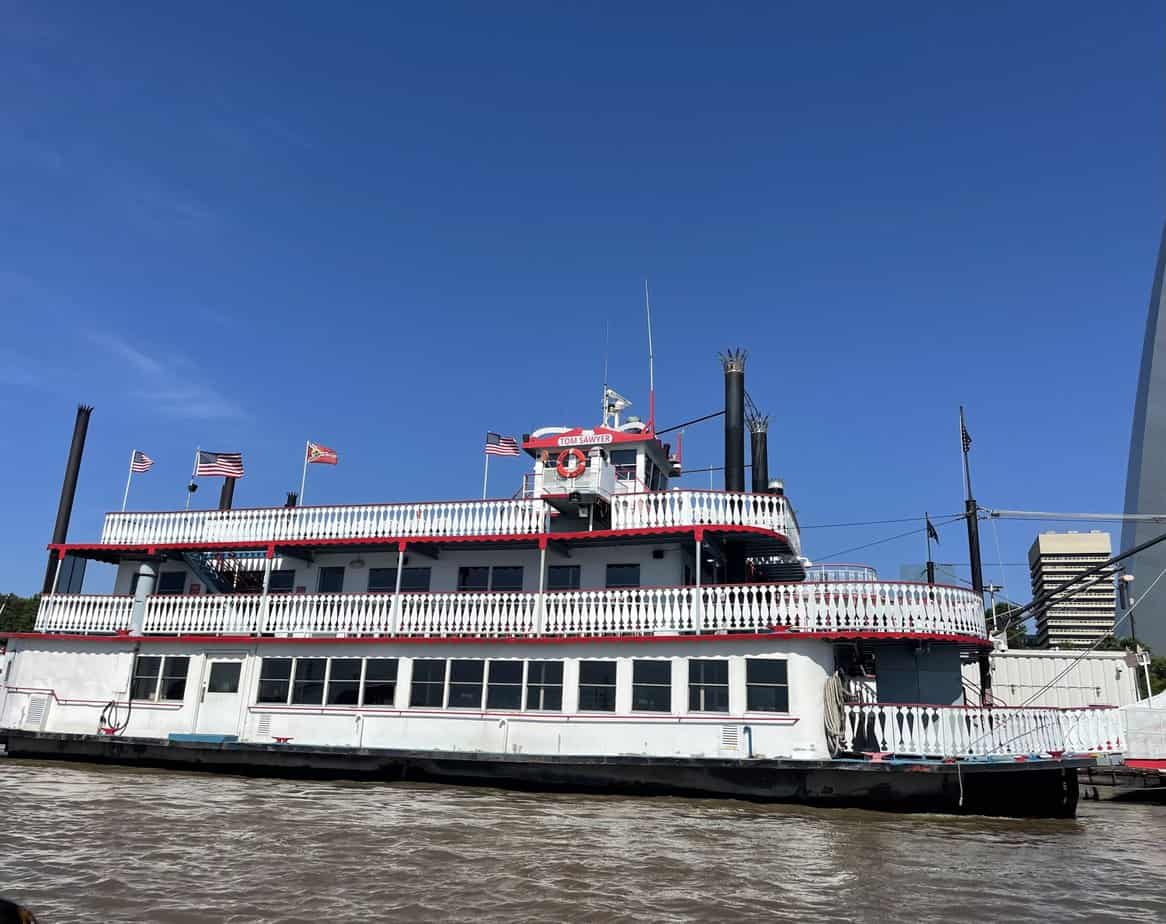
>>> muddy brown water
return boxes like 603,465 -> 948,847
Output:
1,760 -> 1164,922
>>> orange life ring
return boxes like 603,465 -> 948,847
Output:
556,448 -> 587,479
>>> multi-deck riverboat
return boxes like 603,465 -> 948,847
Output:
0,358 -> 1123,816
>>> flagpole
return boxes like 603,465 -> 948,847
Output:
121,450 -> 135,513
925,511 -> 932,562
482,450 -> 490,500
960,405 -> 972,500
300,440 -> 310,505
186,446 -> 199,510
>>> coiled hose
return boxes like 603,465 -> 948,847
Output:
823,670 -> 848,755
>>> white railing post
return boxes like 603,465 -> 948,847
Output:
259,547 -> 273,635
694,530 -> 703,634
390,542 -> 405,636
536,538 -> 547,636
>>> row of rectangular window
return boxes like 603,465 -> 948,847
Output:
253,657 -> 789,713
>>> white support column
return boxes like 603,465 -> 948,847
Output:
260,546 -> 273,634
694,530 -> 703,634
130,560 -> 158,635
390,542 -> 406,635
536,538 -> 547,635
49,552 -> 64,596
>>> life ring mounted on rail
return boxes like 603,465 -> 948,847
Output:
556,448 -> 587,479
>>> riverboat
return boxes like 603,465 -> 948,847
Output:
0,356 -> 1122,816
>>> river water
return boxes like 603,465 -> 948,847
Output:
1,761 -> 1163,923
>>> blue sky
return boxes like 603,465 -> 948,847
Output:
1,3 -> 1162,603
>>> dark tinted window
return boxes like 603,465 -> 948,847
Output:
547,566 -> 581,591
448,659 -> 484,708
457,567 -> 490,592
317,567 -> 345,594
207,661 -> 241,694
363,659 -> 398,706
605,564 -> 640,588
526,660 -> 563,711
257,658 -> 292,703
292,658 -> 327,704
268,569 -> 295,592
410,659 -> 447,707
579,661 -> 617,711
159,657 -> 190,701
130,656 -> 161,700
688,659 -> 729,713
486,661 -> 523,710
746,659 -> 789,712
156,572 -> 185,595
490,567 -> 524,592
632,660 -> 671,712
327,659 -> 362,705
368,567 -> 431,593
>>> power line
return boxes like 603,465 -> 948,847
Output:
814,514 -> 967,561
655,410 -> 724,436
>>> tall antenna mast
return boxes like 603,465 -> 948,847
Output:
601,320 -> 610,425
644,279 -> 655,433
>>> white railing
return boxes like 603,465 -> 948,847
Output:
611,491 -> 800,552
38,581 -> 985,640
99,499 -> 551,546
842,703 -> 1124,757
33,594 -> 134,634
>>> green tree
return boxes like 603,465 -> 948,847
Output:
0,593 -> 38,633
984,602 -> 1031,648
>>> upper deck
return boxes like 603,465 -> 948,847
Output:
94,489 -> 801,553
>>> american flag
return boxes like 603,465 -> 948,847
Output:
484,432 -> 519,456
961,420 -> 972,454
306,441 -> 339,465
130,450 -> 154,473
195,450 -> 245,478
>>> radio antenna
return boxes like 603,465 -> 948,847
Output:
601,320 -> 610,425
644,279 -> 655,433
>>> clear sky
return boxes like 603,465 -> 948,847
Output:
1,3 -> 1163,604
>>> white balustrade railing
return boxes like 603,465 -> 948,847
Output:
842,703 -> 1124,757
38,580 -> 986,640
611,491 -> 800,552
34,594 -> 134,634
99,498 -> 551,546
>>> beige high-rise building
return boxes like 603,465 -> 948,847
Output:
1028,531 -> 1116,649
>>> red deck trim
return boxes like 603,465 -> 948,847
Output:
1122,759 -> 1166,771
6,630 -> 991,648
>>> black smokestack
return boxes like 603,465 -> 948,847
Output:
43,405 -> 93,593
720,350 -> 746,492
285,491 -> 299,508
749,416 -> 769,493
219,478 -> 236,510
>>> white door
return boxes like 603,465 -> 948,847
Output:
195,654 -> 247,736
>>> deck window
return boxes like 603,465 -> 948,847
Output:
291,658 -> 327,705
410,659 -> 447,707
457,567 -> 490,592
317,567 -> 345,594
546,566 -> 581,591
327,659 -> 362,705
486,661 -> 523,710
746,659 -> 789,713
130,655 -> 189,701
605,564 -> 640,589
257,658 -> 292,703
490,567 -> 524,592
578,661 -> 617,711
156,571 -> 186,595
368,567 -> 431,593
363,659 -> 398,706
688,660 -> 729,713
611,449 -> 637,482
268,569 -> 295,593
448,660 -> 485,708
525,661 -> 563,711
207,662 -> 241,694
632,660 -> 672,712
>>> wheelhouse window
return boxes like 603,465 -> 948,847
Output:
156,572 -> 186,595
486,661 -> 523,709
410,659 -> 447,707
490,566 -> 524,592
632,660 -> 671,712
611,449 -> 637,482
362,659 -> 398,706
578,661 -> 617,711
605,564 -> 640,589
457,567 -> 490,592
317,567 -> 345,594
130,655 -> 189,701
326,659 -> 362,705
268,569 -> 295,593
448,660 -> 485,708
746,659 -> 789,712
546,566 -> 581,591
291,658 -> 327,704
368,567 -> 431,593
257,658 -> 292,703
525,661 -> 563,711
688,659 -> 729,713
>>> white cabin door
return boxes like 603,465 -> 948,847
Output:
195,654 -> 247,737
